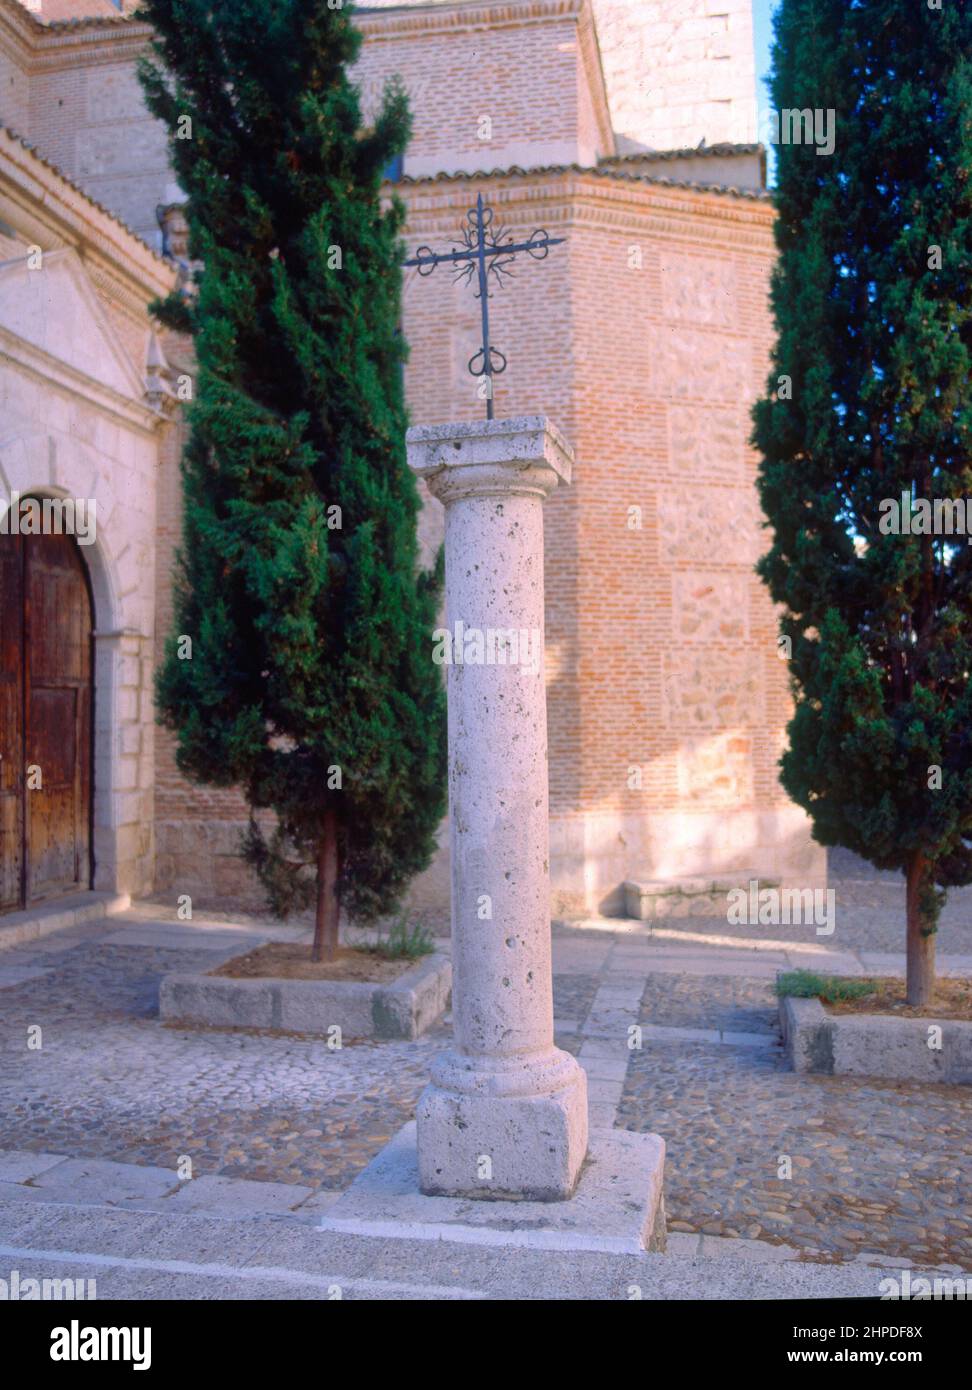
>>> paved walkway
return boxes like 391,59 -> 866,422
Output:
0,1179 -> 936,1301
1,889 -> 970,1287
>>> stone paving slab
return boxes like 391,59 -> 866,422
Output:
0,891 -> 130,952
0,1194 -> 963,1300
317,1121 -> 665,1253
785,951 -> 865,975
577,1052 -> 628,1082
290,1189 -> 342,1223
30,1158 -> 181,1206
0,1182 -> 79,1207
587,1080 -> 624,1108
602,884 -> 972,955
633,1024 -> 778,1048
552,974 -> 600,1023
156,1174 -> 314,1217
553,1017 -> 580,1033
939,955 -> 972,976
0,965 -> 52,988
634,956 -> 786,978
0,1151 -> 67,1184
589,1105 -> 618,1129
113,924 -> 268,952
2,908 -> 970,1283
856,953 -> 907,974
697,1233 -> 803,1263
0,1198 -> 282,1266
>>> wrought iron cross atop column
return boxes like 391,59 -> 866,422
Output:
404,193 -> 565,420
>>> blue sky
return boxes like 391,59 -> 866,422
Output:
752,0 -> 779,179
752,0 -> 777,107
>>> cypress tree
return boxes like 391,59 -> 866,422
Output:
754,0 -> 972,1004
139,0 -> 447,960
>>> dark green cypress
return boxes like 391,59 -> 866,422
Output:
139,0 -> 446,959
753,0 -> 972,1003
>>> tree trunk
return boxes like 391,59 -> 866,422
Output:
312,810 -> 340,964
905,852 -> 935,1007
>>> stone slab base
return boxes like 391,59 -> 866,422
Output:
624,872 -> 781,921
780,995 -> 972,1084
318,1121 -> 666,1254
417,1059 -> 588,1200
160,952 -> 451,1041
0,891 -> 131,951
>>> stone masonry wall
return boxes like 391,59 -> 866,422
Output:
397,169 -> 822,917
2,0 -> 819,917
594,0 -> 758,152
0,337 -> 160,899
359,0 -> 758,155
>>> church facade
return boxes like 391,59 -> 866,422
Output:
0,0 -> 825,924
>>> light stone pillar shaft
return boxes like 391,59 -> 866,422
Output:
407,416 -> 588,1201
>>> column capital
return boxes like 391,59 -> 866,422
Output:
406,415 -> 573,504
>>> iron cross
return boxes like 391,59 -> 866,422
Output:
404,193 -> 565,420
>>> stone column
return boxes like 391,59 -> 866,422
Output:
407,416 -> 587,1201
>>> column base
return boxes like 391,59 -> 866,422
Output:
416,1050 -> 588,1200
320,1121 -> 667,1253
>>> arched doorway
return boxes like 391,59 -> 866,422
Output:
0,525 -> 93,913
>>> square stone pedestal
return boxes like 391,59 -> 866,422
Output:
417,1074 -> 588,1201
318,1122 -> 666,1254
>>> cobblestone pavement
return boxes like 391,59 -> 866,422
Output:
619,967 -> 972,1267
1,902 -> 970,1270
0,936 -> 596,1192
640,975 -> 779,1035
552,974 -> 600,1027
0,939 -> 447,1192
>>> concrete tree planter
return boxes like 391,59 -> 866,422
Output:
160,951 -> 451,1042
780,994 -> 972,1085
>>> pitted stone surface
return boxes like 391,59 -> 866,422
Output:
322,1121 -> 665,1254
408,418 -> 589,1198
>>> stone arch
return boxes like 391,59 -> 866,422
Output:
1,430 -> 135,898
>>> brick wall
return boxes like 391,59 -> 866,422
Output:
361,0 -> 758,155
28,51 -> 174,249
398,169 -> 822,915
353,0 -> 613,178
0,14 -> 30,130
2,0 -> 821,917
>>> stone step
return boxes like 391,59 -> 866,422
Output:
0,890 -> 130,952
0,1190 -> 959,1301
623,873 -> 782,921
2,1150 -> 964,1299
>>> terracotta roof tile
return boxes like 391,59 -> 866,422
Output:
0,125 -> 171,264
396,159 -> 771,202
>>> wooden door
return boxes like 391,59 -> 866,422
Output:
0,534 -> 24,910
0,527 -> 93,911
